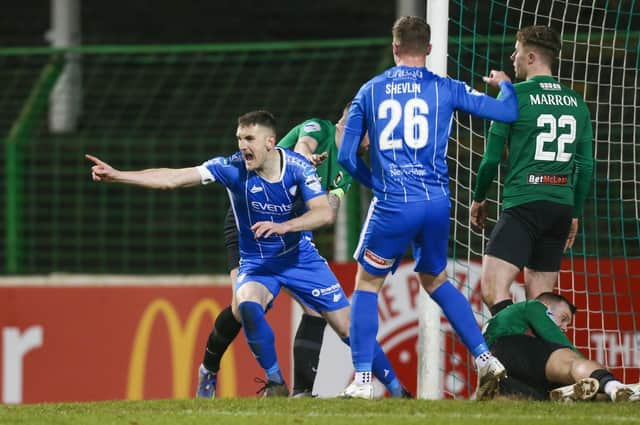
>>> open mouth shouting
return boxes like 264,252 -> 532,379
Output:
242,151 -> 256,169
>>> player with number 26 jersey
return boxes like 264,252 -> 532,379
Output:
335,17 -> 516,400
340,66 -> 519,204
339,65 -> 519,275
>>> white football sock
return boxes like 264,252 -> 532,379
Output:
355,371 -> 372,385
475,351 -> 493,369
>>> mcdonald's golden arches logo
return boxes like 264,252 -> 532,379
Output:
127,298 -> 237,399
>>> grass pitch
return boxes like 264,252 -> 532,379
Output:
1,398 -> 639,425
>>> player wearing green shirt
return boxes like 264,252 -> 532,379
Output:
484,292 -> 639,402
470,25 -> 594,316
484,297 -> 577,352
278,118 -> 353,204
475,75 -> 593,213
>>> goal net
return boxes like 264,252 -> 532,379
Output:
0,39 -> 391,274
442,0 -> 640,397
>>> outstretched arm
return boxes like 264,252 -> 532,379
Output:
293,135 -> 328,167
86,154 -> 201,189
455,70 -> 519,123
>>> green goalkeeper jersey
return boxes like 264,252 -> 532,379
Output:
278,118 -> 353,196
483,300 -> 579,353
473,75 -> 594,216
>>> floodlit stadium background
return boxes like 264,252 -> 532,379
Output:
1,0 -> 638,404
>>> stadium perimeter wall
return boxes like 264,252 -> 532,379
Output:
1,259 -> 638,403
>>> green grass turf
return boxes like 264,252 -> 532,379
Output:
1,398 -> 639,425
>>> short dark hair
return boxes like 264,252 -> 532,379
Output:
237,110 -> 277,133
536,292 -> 577,314
392,16 -> 431,55
517,25 -> 561,66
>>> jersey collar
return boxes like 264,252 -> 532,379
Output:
256,147 -> 286,183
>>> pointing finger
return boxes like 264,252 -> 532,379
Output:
85,154 -> 105,166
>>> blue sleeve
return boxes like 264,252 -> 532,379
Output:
451,80 -> 519,123
200,153 -> 242,189
337,91 -> 373,188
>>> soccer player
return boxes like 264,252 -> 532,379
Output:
197,105 -> 378,399
87,110 -> 405,398
484,292 -> 640,402
470,25 -> 594,316
337,16 -> 519,399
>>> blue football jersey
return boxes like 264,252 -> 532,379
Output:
339,65 -> 517,203
197,148 -> 325,259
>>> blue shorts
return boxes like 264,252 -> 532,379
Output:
236,246 -> 349,312
354,197 -> 450,276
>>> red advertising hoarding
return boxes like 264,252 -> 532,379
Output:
0,281 -> 292,403
1,258 -> 638,403
332,258 -> 640,398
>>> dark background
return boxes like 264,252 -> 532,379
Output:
1,1 -> 638,274
1,1 -> 404,274
2,0 -> 396,45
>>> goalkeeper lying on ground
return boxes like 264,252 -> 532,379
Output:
483,292 -> 639,402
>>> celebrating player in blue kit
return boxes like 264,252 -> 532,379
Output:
337,16 -> 519,399
197,104 -> 368,399
87,110 -> 407,398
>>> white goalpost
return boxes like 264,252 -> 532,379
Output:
417,0 -> 640,399
418,0 -> 449,400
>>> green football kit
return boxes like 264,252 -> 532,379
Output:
484,299 -> 578,353
474,75 -> 594,217
278,118 -> 352,199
